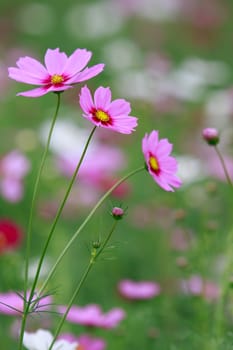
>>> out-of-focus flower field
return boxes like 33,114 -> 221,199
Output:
1,0 -> 233,349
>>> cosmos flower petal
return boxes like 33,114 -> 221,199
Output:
79,86 -> 94,113
62,49 -> 92,76
69,64 -> 105,84
17,87 -> 50,97
108,99 -> 131,116
107,115 -> 138,134
156,139 -> 173,158
16,56 -> 48,78
8,68 -> 44,85
44,48 -> 67,75
94,86 -> 112,110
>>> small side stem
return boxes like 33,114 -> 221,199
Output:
18,92 -> 61,350
38,165 -> 145,296
214,145 -> 233,187
49,220 -> 119,349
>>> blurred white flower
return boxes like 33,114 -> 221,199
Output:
176,155 -> 206,185
64,1 -> 123,39
23,329 -> 78,350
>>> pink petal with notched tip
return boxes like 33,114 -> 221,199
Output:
44,48 -> 68,75
62,49 -> 92,76
94,86 -> 112,110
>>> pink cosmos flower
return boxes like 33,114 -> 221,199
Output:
58,304 -> 126,329
0,291 -> 52,315
142,130 -> 182,191
79,86 -> 138,134
0,150 -> 30,202
118,279 -> 161,300
60,333 -> 106,350
0,219 -> 23,253
8,48 -> 104,97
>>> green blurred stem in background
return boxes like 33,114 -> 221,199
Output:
19,92 -> 62,350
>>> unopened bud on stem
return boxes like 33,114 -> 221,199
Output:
202,128 -> 219,146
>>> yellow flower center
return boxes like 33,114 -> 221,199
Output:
0,232 -> 7,251
149,156 -> 159,172
51,74 -> 64,85
95,110 -> 110,122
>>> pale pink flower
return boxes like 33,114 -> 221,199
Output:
142,130 -> 182,191
180,275 -> 220,302
8,48 -> 104,97
58,304 -> 125,329
60,333 -> 106,350
79,86 -> 138,134
0,291 -> 52,315
0,150 -> 30,202
118,279 -> 161,300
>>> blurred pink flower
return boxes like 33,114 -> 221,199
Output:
180,275 -> 220,302
79,86 -> 138,134
60,333 -> 106,350
142,130 -> 182,191
0,219 -> 23,253
58,304 -> 126,329
0,150 -> 30,202
58,143 -> 125,185
118,279 -> 161,300
0,291 -> 52,315
8,48 -> 104,97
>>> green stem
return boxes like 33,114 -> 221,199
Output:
49,220 -> 119,350
28,126 -> 96,312
95,220 -> 118,260
213,226 -> 233,348
38,165 -> 145,296
18,92 -> 61,350
214,145 -> 233,187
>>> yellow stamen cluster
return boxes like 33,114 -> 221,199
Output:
149,156 -> 159,172
95,110 -> 110,122
51,74 -> 64,85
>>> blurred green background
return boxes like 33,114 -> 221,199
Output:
1,0 -> 233,349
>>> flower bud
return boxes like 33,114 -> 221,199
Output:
112,207 -> 124,220
202,128 -> 219,146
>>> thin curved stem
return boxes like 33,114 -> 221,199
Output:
28,125 -> 97,312
214,145 -> 233,187
38,165 -> 145,296
18,92 -> 61,350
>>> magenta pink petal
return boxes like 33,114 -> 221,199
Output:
8,68 -> 45,85
62,49 -> 92,76
70,64 -> 105,84
156,139 -> 173,157
94,86 -> 112,110
16,56 -> 48,78
79,86 -> 94,113
17,87 -> 49,97
44,48 -> 67,75
108,99 -> 131,116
